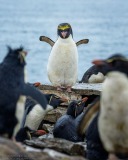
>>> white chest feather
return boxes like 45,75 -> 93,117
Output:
13,96 -> 26,136
47,35 -> 78,86
98,72 -> 128,152
88,72 -> 105,83
25,104 -> 53,130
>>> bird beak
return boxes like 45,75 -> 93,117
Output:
61,31 -> 67,38
19,51 -> 27,64
92,59 -> 105,65
81,97 -> 88,103
33,82 -> 41,87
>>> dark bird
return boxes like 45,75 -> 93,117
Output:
40,23 -> 89,92
0,47 -> 48,139
80,53 -> 128,83
53,97 -> 88,142
78,97 -> 108,160
78,71 -> 128,160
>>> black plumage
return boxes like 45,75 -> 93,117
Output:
0,47 -> 47,138
86,113 -> 108,160
15,89 -> 67,142
53,97 -> 88,142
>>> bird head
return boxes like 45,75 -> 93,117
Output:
57,23 -> 73,39
45,94 -> 68,109
67,97 -> 88,118
92,54 -> 128,75
4,46 -> 27,66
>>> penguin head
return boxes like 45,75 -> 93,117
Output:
92,53 -> 128,75
45,94 -> 68,109
57,23 -> 73,39
4,46 -> 27,66
67,97 -> 88,118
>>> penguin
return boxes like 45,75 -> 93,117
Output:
78,71 -> 128,160
40,23 -> 89,92
78,97 -> 108,160
0,46 -> 48,139
98,71 -> 128,159
22,93 -> 67,131
53,97 -> 88,142
79,53 -> 128,83
15,88 -> 67,142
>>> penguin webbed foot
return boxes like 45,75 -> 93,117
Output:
56,86 -> 72,92
57,86 -> 63,91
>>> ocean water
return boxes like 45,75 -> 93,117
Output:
0,0 -> 128,83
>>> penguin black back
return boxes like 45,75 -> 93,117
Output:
0,47 -> 48,138
53,98 -> 88,142
0,47 -> 27,138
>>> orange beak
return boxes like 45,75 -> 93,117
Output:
33,82 -> 41,87
92,59 -> 105,65
81,97 -> 88,103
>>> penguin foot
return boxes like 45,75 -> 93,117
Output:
66,86 -> 72,93
57,86 -> 63,91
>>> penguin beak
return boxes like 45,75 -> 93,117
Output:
92,59 -> 106,66
33,82 -> 41,87
81,97 -> 88,103
30,130 -> 47,136
61,31 -> 68,38
19,51 -> 27,64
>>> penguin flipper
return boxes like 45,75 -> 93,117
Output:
78,97 -> 100,136
39,36 -> 55,47
21,84 -> 47,110
76,39 -> 89,46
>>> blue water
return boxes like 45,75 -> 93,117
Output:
0,0 -> 128,83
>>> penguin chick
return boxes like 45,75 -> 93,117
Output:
99,71 -> 128,159
0,46 -> 47,139
80,53 -> 128,83
53,97 -> 88,142
45,23 -> 89,92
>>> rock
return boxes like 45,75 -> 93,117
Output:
0,137 -> 31,160
44,107 -> 67,123
27,148 -> 87,160
0,137 -> 87,160
25,138 -> 86,156
38,83 -> 102,97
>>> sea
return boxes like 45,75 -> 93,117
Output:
0,0 -> 128,83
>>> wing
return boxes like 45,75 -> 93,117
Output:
76,39 -> 89,46
21,84 -> 47,110
77,97 -> 100,136
39,36 -> 55,47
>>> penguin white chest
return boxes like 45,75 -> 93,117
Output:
47,35 -> 78,87
98,72 -> 128,153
